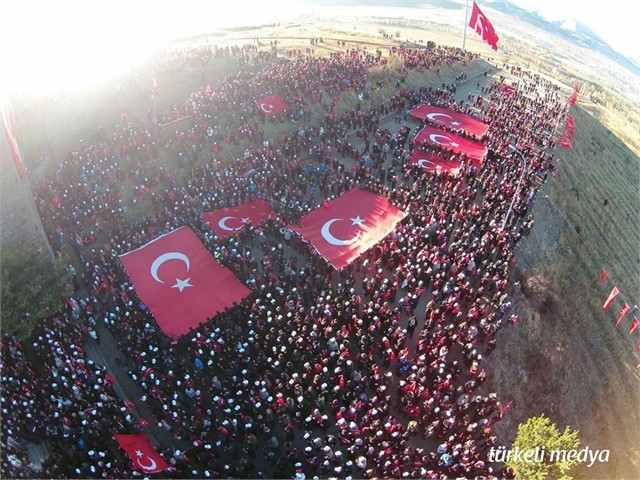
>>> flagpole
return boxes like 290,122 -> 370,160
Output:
462,0 -> 470,52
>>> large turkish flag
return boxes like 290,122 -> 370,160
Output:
203,199 -> 276,238
115,433 -> 168,474
408,105 -> 489,136
413,125 -> 486,166
256,94 -> 289,117
119,227 -> 251,339
289,187 -> 405,269
407,151 -> 461,175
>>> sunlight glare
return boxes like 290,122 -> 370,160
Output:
1,1 -> 304,100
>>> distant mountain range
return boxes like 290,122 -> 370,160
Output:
304,0 -> 638,75
487,0 -> 639,75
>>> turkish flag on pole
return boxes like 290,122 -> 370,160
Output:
413,125 -> 486,166
256,94 -> 289,117
630,317 -> 639,334
469,1 -> 499,51
615,303 -> 629,327
115,433 -> 169,474
407,105 -> 489,136
1,103 -> 27,181
407,151 -> 461,175
289,187 -> 405,269
119,227 -> 251,339
203,199 -> 276,238
601,286 -> 619,311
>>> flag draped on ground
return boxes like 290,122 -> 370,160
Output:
413,125 -> 486,166
203,199 -> 275,238
256,94 -> 289,117
115,433 -> 169,474
1,102 -> 27,181
289,187 -> 405,269
469,1 -> 499,51
119,226 -> 251,338
407,105 -> 489,136
407,151 -> 461,175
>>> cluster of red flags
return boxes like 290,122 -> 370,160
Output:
600,270 -> 639,349
119,226 -> 251,339
469,1 -> 499,51
568,84 -> 580,106
558,114 -> 575,150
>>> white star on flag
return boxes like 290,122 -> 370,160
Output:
135,450 -> 143,457
241,217 -> 250,223
451,121 -> 461,126
172,278 -> 193,292
350,215 -> 366,226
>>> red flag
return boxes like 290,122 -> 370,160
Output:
105,373 -> 116,385
500,401 -> 512,416
115,433 -> 168,473
407,151 -> 461,175
615,303 -> 629,327
469,1 -> 500,51
119,227 -> 251,339
413,125 -> 486,166
407,105 -> 489,136
599,270 -> 608,284
289,187 -> 405,269
1,103 -> 27,181
602,286 -> 619,311
203,199 -> 276,238
630,317 -> 639,335
502,85 -> 516,95
256,94 -> 289,117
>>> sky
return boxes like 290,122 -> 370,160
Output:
0,0 -> 638,99
507,0 -> 640,64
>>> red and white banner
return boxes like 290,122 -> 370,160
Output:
616,303 -> 629,327
119,227 -> 251,338
256,94 -> 289,117
602,286 -> 619,311
469,1 -> 499,51
115,433 -> 169,474
203,199 -> 276,238
413,125 -> 486,166
407,105 -> 489,136
407,151 -> 461,175
1,103 -> 27,181
289,187 -> 405,269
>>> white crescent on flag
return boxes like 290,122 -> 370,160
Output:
136,454 -> 158,471
259,103 -> 274,113
426,112 -> 453,123
321,218 -> 362,246
218,216 -> 244,231
429,133 -> 458,147
150,252 -> 190,283
417,159 -> 437,170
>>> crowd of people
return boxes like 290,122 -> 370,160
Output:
2,35 -> 568,479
